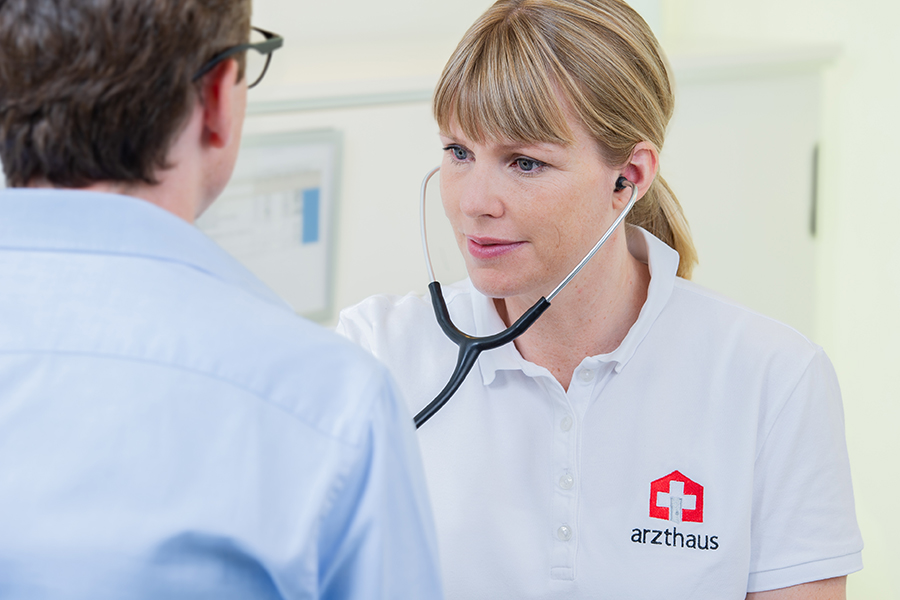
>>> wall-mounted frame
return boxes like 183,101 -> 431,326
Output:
196,129 -> 342,322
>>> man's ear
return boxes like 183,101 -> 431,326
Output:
197,58 -> 241,149
615,141 -> 659,207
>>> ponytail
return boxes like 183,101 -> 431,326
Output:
626,174 -> 697,279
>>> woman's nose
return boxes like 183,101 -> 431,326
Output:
453,166 -> 505,220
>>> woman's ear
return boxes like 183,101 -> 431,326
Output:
615,141 -> 659,207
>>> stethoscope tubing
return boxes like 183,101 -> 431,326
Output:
413,281 -> 551,428
415,166 -> 639,428
419,166 -> 441,283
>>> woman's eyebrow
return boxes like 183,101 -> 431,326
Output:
438,132 -> 565,157
497,141 -> 567,158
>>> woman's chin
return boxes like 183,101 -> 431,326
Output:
467,270 -> 540,300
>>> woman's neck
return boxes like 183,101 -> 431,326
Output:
495,233 -> 650,390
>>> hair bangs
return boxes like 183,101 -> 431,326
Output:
434,10 -> 574,146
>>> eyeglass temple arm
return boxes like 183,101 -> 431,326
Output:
250,27 -> 284,54
414,282 -> 551,428
192,27 -> 284,82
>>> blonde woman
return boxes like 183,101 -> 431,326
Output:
338,0 -> 862,598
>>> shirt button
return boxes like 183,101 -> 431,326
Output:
557,525 -> 573,541
559,473 -> 574,490
578,369 -> 595,383
560,416 -> 573,432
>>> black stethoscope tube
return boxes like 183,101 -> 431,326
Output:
414,167 -> 638,429
413,282 -> 551,428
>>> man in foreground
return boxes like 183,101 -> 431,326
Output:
0,1 -> 442,597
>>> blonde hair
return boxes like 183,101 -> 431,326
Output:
433,0 -> 697,278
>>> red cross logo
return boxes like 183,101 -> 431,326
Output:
650,471 -> 704,523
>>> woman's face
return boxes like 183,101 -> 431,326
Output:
439,114 -> 624,300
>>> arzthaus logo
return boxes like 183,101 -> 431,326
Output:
650,470 -> 703,523
631,470 -> 719,551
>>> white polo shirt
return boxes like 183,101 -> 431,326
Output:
337,227 -> 862,599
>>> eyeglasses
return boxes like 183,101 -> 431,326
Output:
193,26 -> 284,89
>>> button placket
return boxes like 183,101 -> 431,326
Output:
535,373 -> 580,581
550,403 -> 578,580
550,361 -> 615,581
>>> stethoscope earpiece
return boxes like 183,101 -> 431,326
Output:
615,175 -> 628,192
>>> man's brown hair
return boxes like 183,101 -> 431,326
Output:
0,0 -> 251,188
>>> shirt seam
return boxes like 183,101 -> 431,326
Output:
752,348 -> 819,463
0,245 -> 289,311
0,348 -> 367,447
673,280 -> 812,344
748,549 -> 863,577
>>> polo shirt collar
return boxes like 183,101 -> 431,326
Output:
0,188 -> 289,311
473,226 -> 678,385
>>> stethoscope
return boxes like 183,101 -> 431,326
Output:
414,166 -> 640,428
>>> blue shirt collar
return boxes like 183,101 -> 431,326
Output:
0,188 -> 290,311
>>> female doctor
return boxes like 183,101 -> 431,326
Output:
337,0 -> 862,598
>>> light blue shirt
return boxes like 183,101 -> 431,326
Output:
0,189 -> 442,600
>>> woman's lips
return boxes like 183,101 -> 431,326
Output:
466,236 -> 525,260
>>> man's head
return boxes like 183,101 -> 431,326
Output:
0,0 -> 252,191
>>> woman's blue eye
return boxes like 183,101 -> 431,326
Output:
516,158 -> 541,172
444,146 -> 469,161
